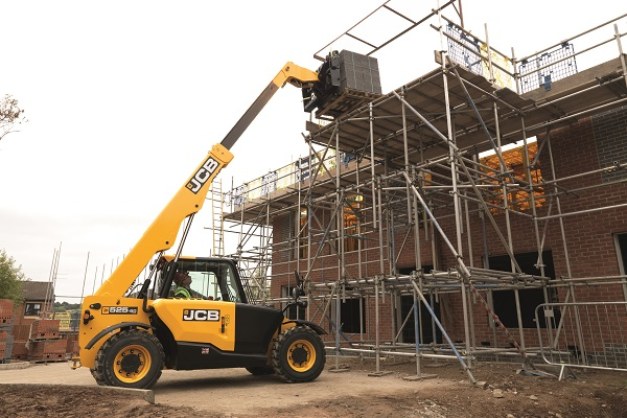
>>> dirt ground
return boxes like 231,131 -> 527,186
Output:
1,357 -> 625,418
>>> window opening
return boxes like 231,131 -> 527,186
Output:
343,194 -> 363,252
489,251 -> 558,328
481,140 -> 545,213
340,297 -> 366,334
24,302 -> 42,317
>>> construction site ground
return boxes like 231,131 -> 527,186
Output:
1,357 -> 625,418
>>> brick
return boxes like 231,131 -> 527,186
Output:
0,299 -> 14,320
28,338 -> 67,356
29,320 -> 61,340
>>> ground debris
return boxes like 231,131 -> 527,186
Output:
1,359 -> 625,418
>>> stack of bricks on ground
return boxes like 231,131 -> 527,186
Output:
0,299 -> 79,363
0,299 -> 14,362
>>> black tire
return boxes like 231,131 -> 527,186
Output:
272,326 -> 326,383
245,366 -> 275,376
92,329 -> 164,389
90,367 -> 105,386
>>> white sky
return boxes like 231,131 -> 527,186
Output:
0,0 -> 625,301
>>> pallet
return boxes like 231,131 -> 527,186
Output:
29,353 -> 67,363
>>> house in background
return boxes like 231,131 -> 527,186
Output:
19,281 -> 54,319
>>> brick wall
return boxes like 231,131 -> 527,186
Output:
541,107 -> 627,302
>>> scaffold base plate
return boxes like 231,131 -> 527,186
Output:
402,373 -> 438,381
367,371 -> 394,377
328,366 -> 351,373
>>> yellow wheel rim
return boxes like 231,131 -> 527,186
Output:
287,338 -> 316,372
113,344 -> 152,384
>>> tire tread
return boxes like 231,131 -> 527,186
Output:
93,328 -> 164,388
272,326 -> 325,383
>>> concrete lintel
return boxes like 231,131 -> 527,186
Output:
100,386 -> 155,404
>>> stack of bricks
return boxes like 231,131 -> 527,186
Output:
28,319 -> 67,362
57,310 -> 80,357
65,332 -> 79,357
10,322 -> 31,360
0,299 -> 15,362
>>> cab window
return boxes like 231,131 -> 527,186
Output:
165,260 -> 244,302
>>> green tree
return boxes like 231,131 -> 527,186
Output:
0,94 -> 26,143
53,301 -> 80,312
0,249 -> 25,302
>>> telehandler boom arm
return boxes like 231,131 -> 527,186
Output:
95,62 -> 318,298
221,62 -> 319,150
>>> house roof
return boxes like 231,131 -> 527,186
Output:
21,281 -> 54,301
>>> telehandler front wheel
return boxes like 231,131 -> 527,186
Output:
92,329 -> 164,389
272,326 -> 326,383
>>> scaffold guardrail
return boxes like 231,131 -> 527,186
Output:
535,301 -> 627,379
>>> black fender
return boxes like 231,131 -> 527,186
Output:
85,322 -> 152,350
283,319 -> 326,335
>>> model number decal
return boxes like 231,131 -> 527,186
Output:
102,306 -> 138,315
183,309 -> 220,321
186,157 -> 220,194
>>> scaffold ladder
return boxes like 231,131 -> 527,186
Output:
210,179 -> 224,256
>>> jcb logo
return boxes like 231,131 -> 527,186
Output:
183,309 -> 220,321
186,157 -> 220,194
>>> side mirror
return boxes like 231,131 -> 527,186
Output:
291,286 -> 304,300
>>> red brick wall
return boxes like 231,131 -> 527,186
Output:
542,111 -> 627,301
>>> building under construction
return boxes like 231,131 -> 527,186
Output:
212,1 -> 627,379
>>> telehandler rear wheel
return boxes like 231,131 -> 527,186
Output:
92,329 -> 164,389
272,326 -> 325,382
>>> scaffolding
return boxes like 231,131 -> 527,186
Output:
214,2 -> 627,378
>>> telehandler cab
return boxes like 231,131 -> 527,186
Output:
72,60 -> 328,388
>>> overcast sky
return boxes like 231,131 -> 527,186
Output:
0,0 -> 624,301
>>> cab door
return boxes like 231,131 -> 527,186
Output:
151,298 -> 236,351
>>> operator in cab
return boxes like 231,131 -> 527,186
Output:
173,270 -> 193,299
172,269 -> 214,300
